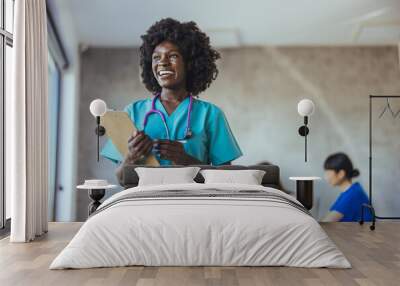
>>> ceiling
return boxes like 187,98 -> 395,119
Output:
49,0 -> 400,48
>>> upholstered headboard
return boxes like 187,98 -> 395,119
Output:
121,164 -> 281,190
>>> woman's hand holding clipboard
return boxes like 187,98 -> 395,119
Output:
101,111 -> 159,166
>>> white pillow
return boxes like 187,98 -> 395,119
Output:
135,167 -> 201,186
200,169 -> 266,185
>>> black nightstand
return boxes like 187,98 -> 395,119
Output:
77,180 -> 117,216
289,177 -> 321,210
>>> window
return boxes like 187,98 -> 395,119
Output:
1,0 -> 14,231
47,51 -> 61,221
5,0 -> 12,33
0,1 -> 66,230
47,6 -> 68,221
1,1 -> 66,231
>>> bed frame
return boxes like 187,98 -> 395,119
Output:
121,164 -> 281,190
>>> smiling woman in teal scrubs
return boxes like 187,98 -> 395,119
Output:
101,18 -> 242,180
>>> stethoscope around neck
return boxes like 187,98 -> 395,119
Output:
142,93 -> 194,141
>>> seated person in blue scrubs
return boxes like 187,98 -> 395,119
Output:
322,153 -> 372,222
101,18 -> 242,181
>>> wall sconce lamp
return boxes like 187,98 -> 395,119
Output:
89,99 -> 107,162
297,99 -> 315,162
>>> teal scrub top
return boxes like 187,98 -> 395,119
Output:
100,96 -> 242,165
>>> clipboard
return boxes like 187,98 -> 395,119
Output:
101,111 -> 159,166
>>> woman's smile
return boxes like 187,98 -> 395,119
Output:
157,69 -> 175,79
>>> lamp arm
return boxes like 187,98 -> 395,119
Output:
305,131 -> 307,162
304,116 -> 309,162
97,116 -> 100,162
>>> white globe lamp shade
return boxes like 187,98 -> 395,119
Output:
90,99 -> 107,117
297,99 -> 315,117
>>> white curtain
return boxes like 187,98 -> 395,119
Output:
9,0 -> 48,242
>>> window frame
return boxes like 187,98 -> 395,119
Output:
47,50 -> 61,221
46,4 -> 68,222
0,0 -> 13,232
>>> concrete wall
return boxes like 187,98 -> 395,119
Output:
75,46 -> 400,221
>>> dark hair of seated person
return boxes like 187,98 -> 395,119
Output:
139,18 -> 220,96
323,152 -> 360,180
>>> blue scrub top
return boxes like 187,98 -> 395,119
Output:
329,182 -> 372,222
100,96 -> 242,165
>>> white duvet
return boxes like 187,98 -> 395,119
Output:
50,183 -> 351,269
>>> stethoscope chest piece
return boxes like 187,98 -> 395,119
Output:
185,129 -> 193,139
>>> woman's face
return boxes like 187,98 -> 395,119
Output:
152,41 -> 186,91
324,169 -> 346,186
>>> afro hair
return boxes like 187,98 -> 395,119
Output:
139,18 -> 220,96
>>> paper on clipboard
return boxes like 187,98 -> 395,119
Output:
101,111 -> 159,166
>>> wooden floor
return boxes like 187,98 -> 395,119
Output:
0,222 -> 399,286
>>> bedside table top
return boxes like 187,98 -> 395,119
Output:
77,179 -> 118,190
289,176 -> 321,181
77,185 -> 118,190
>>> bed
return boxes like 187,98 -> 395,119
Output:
50,165 -> 350,269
